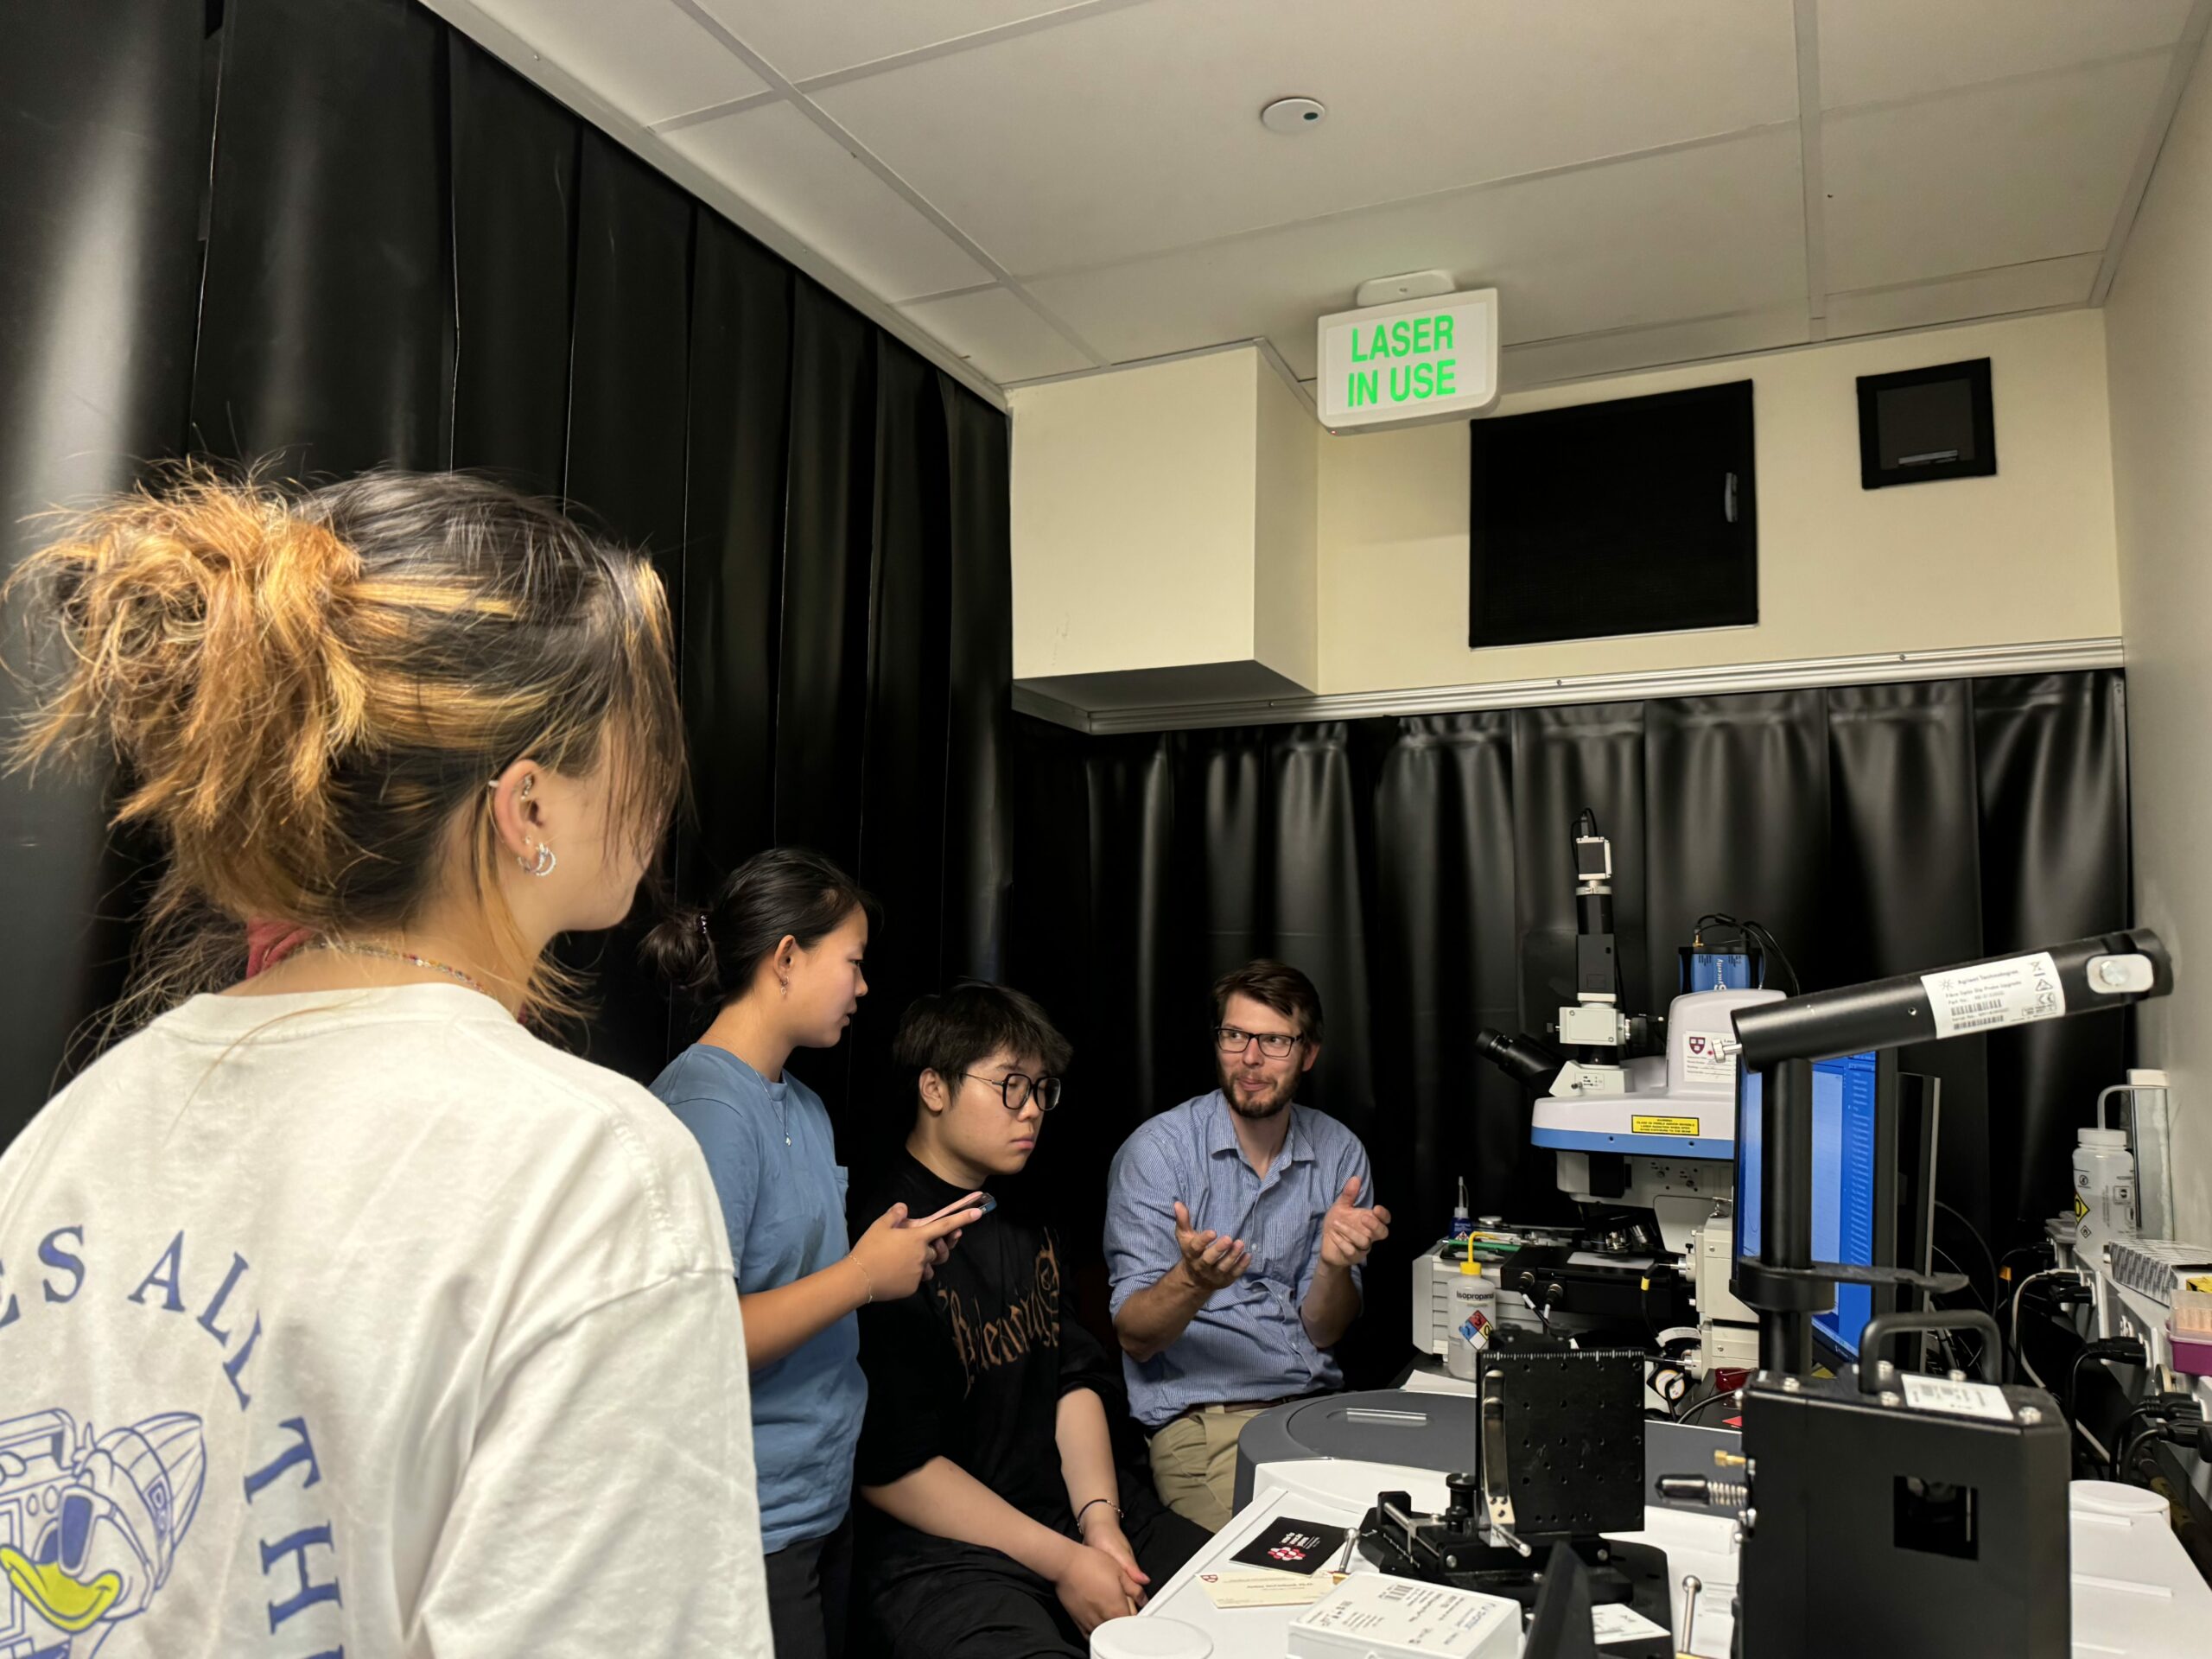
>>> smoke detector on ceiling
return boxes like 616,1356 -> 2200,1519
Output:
1260,96 -> 1327,133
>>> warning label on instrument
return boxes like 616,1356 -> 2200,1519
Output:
1919,951 -> 2065,1039
1630,1116 -> 1700,1136
1899,1374 -> 2013,1422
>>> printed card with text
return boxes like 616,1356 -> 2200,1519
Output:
1228,1516 -> 1350,1576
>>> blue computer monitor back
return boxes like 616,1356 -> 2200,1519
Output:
1736,1052 -> 1882,1357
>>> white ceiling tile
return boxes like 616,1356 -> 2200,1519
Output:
1817,0 -> 2195,110
904,286 -> 1095,382
1821,53 -> 2170,291
1823,254 -> 2100,340
694,0 -> 1103,82
1026,127 -> 1809,379
661,102 -> 991,300
466,0 -> 767,124
815,0 -> 1800,276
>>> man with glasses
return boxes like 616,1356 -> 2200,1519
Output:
853,982 -> 1207,1659
1104,960 -> 1389,1530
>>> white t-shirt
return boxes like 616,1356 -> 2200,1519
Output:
0,984 -> 770,1658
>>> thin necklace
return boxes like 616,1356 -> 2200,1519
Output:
315,940 -> 491,997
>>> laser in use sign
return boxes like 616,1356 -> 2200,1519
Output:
1316,288 -> 1499,432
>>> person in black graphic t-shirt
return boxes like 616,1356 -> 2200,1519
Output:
855,984 -> 1208,1656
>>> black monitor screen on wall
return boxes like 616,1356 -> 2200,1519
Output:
1856,358 -> 1996,489
1468,379 -> 1758,649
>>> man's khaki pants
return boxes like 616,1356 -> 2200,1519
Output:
1147,1404 -> 1267,1532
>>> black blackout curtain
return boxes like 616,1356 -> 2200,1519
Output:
0,0 -> 1012,1145
1011,674 -> 2133,1386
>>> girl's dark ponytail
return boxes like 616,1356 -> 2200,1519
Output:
639,906 -> 719,1004
646,849 -> 878,1009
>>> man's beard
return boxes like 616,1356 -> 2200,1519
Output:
1219,1061 -> 1295,1120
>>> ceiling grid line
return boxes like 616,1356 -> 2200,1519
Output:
1821,41 -> 2179,122
1793,0 -> 1828,341
1828,251 -> 2110,302
790,0 -> 1158,93
651,89 -> 782,133
1007,120 -> 1803,288
664,0 -> 1111,367
897,279 -> 1009,307
2089,0 -> 2212,304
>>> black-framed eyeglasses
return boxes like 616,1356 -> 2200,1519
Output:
960,1071 -> 1064,1112
1214,1026 -> 1302,1058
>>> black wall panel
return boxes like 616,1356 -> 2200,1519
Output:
1511,703 -> 1650,1029
681,218 -> 794,886
1827,681 -> 1991,1243
0,0 -> 209,1120
448,36 -> 577,494
1643,690 -> 1831,997
565,129 -> 691,572
941,381 -> 1014,981
1974,673 -> 2133,1234
846,340 -> 954,1166
774,281 -> 877,877
193,0 -> 447,475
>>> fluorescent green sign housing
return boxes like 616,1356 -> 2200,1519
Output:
1316,288 -> 1500,432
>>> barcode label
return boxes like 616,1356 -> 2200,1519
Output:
1920,952 -> 2066,1039
1899,1374 -> 2012,1421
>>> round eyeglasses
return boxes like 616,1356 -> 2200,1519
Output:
960,1070 -> 1063,1112
1214,1026 -> 1303,1058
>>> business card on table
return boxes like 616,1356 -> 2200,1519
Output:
1229,1516 -> 1350,1575
1591,1603 -> 1671,1645
1197,1568 -> 1349,1609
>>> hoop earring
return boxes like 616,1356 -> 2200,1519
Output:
518,843 -> 556,877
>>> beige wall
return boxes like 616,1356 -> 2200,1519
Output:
1010,348 -> 1260,681
1010,346 -> 1320,705
1318,309 -> 2122,695
1253,356 -> 1319,690
2107,49 -> 2212,1246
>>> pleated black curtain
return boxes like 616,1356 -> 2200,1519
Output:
0,0 -> 208,1135
1011,672 -> 2132,1386
0,0 -> 1013,1143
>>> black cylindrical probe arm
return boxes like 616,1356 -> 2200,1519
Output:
1732,930 -> 2170,1067
1729,928 -> 2171,1381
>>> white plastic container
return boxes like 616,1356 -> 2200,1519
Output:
1090,1616 -> 1211,1659
1288,1574 -> 1519,1659
1444,1261 -> 1497,1382
2074,1127 -> 2137,1233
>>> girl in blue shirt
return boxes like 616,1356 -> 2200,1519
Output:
646,849 -> 982,1659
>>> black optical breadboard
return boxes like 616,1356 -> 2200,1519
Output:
1484,1346 -> 1646,1539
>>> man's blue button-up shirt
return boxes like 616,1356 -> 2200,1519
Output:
1103,1090 -> 1374,1429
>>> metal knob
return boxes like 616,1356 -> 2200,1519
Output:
1679,1573 -> 1704,1650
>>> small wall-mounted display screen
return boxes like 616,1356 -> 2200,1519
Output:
1857,358 -> 1996,489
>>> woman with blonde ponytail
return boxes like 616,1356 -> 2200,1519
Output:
0,470 -> 770,1657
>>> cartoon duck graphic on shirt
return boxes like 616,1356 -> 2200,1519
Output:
0,1408 -> 205,1657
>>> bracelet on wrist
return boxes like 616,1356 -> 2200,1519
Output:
850,1256 -> 875,1306
1075,1497 -> 1122,1533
